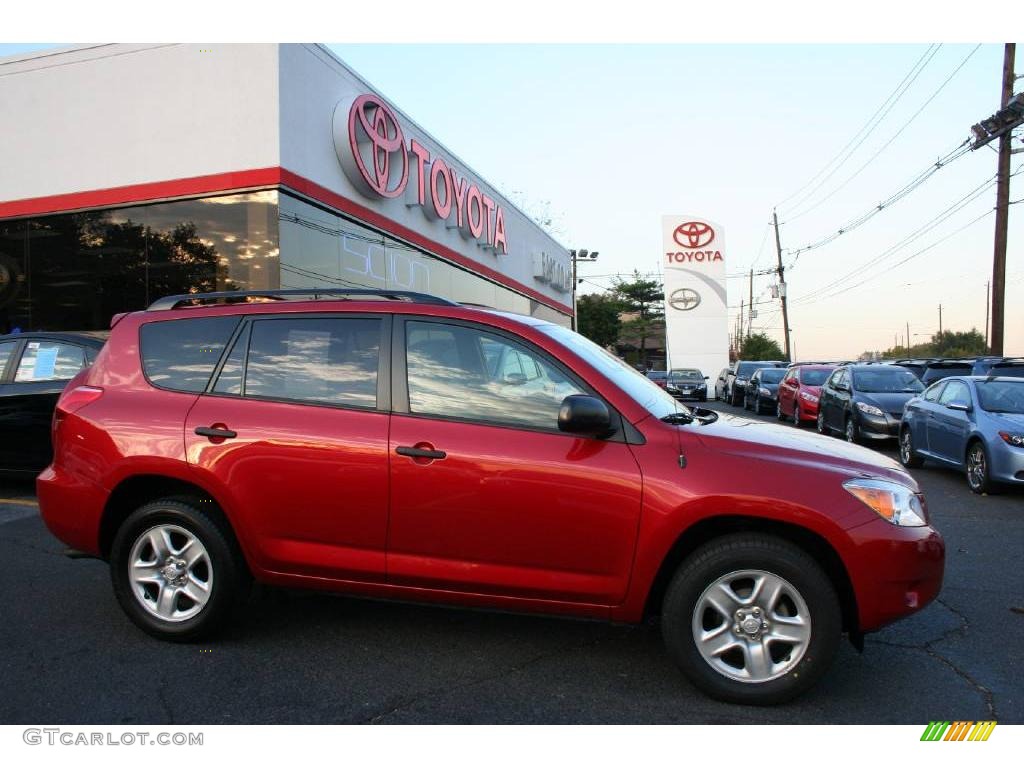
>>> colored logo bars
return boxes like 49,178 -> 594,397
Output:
920,721 -> 997,741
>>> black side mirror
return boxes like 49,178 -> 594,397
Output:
558,395 -> 612,438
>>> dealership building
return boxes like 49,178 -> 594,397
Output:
0,44 -> 573,333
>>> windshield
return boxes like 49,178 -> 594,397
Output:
988,365 -> 1024,378
852,369 -> 924,393
537,323 -> 687,420
977,380 -> 1024,413
801,369 -> 831,386
759,369 -> 785,384
670,369 -> 703,382
647,371 -> 667,380
736,362 -> 770,378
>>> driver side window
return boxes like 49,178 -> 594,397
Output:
405,321 -> 586,431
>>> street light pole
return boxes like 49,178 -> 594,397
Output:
569,249 -> 599,332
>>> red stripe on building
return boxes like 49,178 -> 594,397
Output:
0,167 -> 574,317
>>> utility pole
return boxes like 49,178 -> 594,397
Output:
906,322 -> 910,352
739,299 -> 745,342
772,211 -> 792,360
748,269 -> 754,340
938,304 -> 943,336
985,281 -> 990,351
990,43 -> 1015,356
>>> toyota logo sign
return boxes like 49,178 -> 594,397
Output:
669,287 -> 701,311
343,95 -> 409,199
673,221 -> 715,249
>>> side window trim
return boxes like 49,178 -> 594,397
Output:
391,315 -> 631,443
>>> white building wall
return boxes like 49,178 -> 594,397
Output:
0,44 -> 280,203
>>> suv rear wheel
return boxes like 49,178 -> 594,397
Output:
110,498 -> 249,641
661,534 -> 841,705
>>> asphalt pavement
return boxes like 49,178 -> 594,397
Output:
1,402 -> 1021,724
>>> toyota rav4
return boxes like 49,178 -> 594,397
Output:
38,289 -> 944,705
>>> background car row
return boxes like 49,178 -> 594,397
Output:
709,356 -> 1024,495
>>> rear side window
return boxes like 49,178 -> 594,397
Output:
14,341 -> 87,382
241,317 -> 381,408
141,316 -> 240,393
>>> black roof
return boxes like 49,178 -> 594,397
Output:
0,331 -> 107,348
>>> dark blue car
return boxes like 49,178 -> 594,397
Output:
899,376 -> 1024,494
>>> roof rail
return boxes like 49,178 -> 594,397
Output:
147,289 -> 461,311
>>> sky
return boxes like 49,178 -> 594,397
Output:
1,42 -> 1020,359
330,43 -> 1022,359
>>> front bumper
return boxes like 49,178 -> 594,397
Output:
857,411 -> 902,439
668,387 -> 707,401
990,439 -> 1024,484
846,517 -> 945,633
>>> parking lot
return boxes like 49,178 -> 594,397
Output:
0,399 -> 1020,725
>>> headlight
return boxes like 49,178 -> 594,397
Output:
800,391 -> 819,404
759,387 -> 771,396
856,402 -> 884,417
999,431 -> 1024,447
735,377 -> 747,385
843,478 -> 927,527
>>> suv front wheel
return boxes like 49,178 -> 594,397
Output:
661,534 -> 841,705
110,498 -> 249,641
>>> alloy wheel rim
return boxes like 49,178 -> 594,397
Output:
846,420 -> 855,442
817,412 -> 825,433
793,406 -> 800,426
128,524 -> 213,622
968,446 -> 986,488
692,569 -> 812,684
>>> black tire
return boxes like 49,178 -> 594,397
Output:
661,534 -> 841,705
899,427 -> 924,469
732,389 -> 743,407
844,415 -> 859,444
965,439 -> 998,495
110,498 -> 250,642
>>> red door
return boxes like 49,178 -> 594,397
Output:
387,318 -> 644,606
185,314 -> 390,582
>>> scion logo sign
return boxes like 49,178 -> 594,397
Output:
669,287 -> 701,311
673,221 -> 715,249
335,93 -> 509,255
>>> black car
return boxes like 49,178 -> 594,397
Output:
726,360 -> 786,406
743,367 -> 786,414
817,364 -> 924,443
890,358 -> 934,380
920,359 -> 975,386
665,368 -> 708,401
0,331 -> 107,474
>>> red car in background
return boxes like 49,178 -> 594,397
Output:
777,364 -> 836,426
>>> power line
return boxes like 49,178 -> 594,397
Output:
774,43 -> 937,211
782,44 -> 982,223
791,172 -> 1001,305
786,139 -> 973,259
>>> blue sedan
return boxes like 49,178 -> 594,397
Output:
899,376 -> 1024,494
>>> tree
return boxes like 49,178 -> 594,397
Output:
740,332 -> 784,360
873,328 -> 988,360
613,271 -> 664,369
577,293 -> 622,349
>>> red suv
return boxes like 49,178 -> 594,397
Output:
777,364 -> 836,427
38,290 -> 944,705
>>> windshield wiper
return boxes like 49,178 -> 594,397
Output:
662,412 -> 694,424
